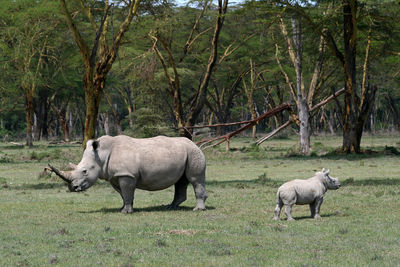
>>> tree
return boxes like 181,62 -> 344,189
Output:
273,11 -> 327,155
150,0 -> 228,139
0,0 -> 63,146
59,0 -> 140,147
291,0 -> 378,153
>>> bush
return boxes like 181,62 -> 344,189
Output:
29,148 -> 62,161
0,155 -> 14,163
129,108 -> 176,138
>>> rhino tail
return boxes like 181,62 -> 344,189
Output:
276,190 -> 283,206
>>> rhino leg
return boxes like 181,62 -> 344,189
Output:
184,153 -> 207,211
313,197 -> 324,219
110,179 -> 127,211
118,176 -> 136,214
273,197 -> 283,220
284,204 -> 295,221
168,175 -> 189,209
309,200 -> 316,218
192,182 -> 207,211
110,179 -> 122,194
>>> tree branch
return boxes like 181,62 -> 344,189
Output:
59,0 -> 91,67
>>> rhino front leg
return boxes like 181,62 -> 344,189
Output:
309,200 -> 316,218
313,197 -> 324,219
118,176 -> 137,214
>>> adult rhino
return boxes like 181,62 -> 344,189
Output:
48,135 -> 207,214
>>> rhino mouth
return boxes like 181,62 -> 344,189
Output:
72,181 -> 89,192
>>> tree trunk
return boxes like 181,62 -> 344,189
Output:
353,85 -> 377,150
60,0 -> 140,148
83,83 -> 102,145
292,17 -> 310,155
185,0 -> 228,136
341,0 -> 358,153
150,0 -> 228,140
59,111 -> 70,142
386,93 -> 400,130
103,114 -> 110,136
244,59 -> 258,139
24,85 -> 34,147
37,89 -> 49,140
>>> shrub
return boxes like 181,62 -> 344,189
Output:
129,108 -> 176,138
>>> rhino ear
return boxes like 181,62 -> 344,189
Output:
321,168 -> 326,173
326,169 -> 330,175
92,140 -> 99,151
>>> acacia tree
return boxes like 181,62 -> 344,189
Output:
59,0 -> 140,147
291,0 -> 378,153
0,0 -> 62,147
273,12 -> 327,155
150,0 -> 228,139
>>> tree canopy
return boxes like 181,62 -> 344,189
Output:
0,0 -> 399,153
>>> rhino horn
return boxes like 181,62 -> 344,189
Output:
47,164 -> 73,184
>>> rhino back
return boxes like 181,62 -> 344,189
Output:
104,136 -> 195,190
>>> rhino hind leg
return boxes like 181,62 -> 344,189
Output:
273,197 -> 283,220
167,175 -> 189,209
192,182 -> 207,211
284,204 -> 295,221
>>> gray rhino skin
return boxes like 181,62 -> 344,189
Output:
51,135 -> 207,214
273,168 -> 340,221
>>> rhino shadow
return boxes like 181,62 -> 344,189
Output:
80,205 -> 215,214
277,212 -> 340,221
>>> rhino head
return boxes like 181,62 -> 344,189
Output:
320,168 -> 341,190
49,140 -> 102,192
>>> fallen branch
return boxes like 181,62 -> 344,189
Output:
256,88 -> 346,145
256,120 -> 292,145
197,103 -> 292,150
310,87 -> 345,113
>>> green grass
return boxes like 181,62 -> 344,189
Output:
1,134 -> 400,266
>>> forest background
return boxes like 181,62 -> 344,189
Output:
0,0 -> 399,154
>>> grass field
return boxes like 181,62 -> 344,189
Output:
1,134 -> 400,266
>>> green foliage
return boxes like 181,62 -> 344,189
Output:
0,155 -> 14,163
1,0 -> 400,145
130,108 -> 175,138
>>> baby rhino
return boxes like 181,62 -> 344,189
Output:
273,168 -> 340,221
